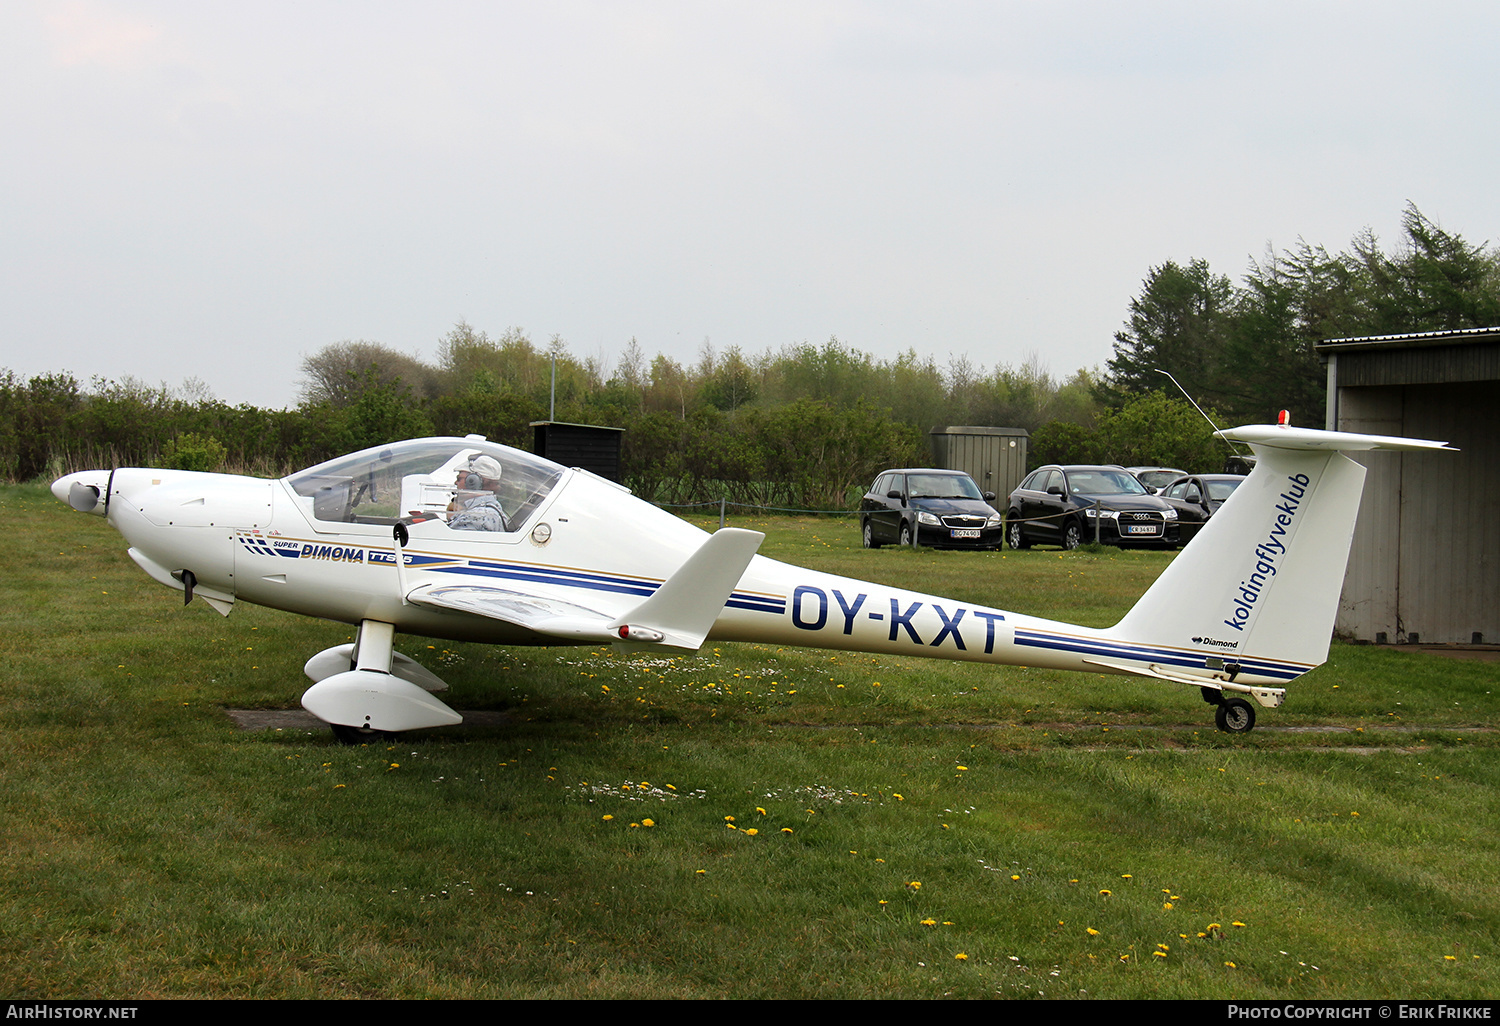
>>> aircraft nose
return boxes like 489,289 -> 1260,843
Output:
51,470 -> 111,514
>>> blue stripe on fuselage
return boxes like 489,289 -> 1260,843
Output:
1013,628 -> 1305,681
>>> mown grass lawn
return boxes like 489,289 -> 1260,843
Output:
2,486 -> 1496,999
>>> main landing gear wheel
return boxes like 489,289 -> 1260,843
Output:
1214,697 -> 1256,734
331,723 -> 389,745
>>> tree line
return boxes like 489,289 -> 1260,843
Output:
4,204 -> 1495,506
1100,203 -> 1500,426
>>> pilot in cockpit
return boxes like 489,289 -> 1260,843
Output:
447,453 -> 510,532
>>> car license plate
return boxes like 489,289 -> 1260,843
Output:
950,529 -> 981,539
1125,524 -> 1158,535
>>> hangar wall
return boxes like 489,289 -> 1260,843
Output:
1324,332 -> 1500,645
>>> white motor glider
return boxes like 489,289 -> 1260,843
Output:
52,422 -> 1450,740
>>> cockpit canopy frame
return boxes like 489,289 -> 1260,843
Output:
285,437 -> 566,535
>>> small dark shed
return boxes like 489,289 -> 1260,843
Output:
531,421 -> 625,482
928,426 -> 1030,505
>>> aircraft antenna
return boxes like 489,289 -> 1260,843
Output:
1154,369 -> 1250,459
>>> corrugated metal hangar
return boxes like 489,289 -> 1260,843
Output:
1318,327 -> 1499,645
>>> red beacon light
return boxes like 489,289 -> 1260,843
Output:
1278,409 -> 1290,426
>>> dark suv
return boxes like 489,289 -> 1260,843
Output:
860,469 -> 1003,549
1006,465 -> 1180,550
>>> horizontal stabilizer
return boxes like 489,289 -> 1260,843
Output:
1218,424 -> 1455,453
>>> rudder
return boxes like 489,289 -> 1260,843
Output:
1111,424 -> 1451,682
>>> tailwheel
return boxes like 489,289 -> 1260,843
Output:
1214,697 -> 1256,734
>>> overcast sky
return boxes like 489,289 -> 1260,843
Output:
4,1 -> 1498,409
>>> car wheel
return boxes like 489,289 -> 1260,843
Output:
862,520 -> 881,549
1006,516 -> 1029,550
899,522 -> 912,547
1214,698 -> 1256,734
1061,519 -> 1082,551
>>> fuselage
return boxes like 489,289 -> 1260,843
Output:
52,448 -> 1303,688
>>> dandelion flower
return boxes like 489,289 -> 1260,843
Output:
921,918 -> 937,927
907,881 -> 922,891
1099,889 -> 1112,896
781,828 -> 793,834
954,952 -> 968,961
641,818 -> 655,827
744,828 -> 758,836
1087,928 -> 1100,936
602,814 -> 613,821
756,807 -> 767,816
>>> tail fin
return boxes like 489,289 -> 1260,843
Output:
1111,424 -> 1453,680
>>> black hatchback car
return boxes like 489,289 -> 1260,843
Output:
1006,465 -> 1180,550
1156,473 -> 1246,543
860,469 -> 1003,549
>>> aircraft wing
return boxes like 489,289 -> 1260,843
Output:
406,527 -> 765,651
406,584 -> 622,643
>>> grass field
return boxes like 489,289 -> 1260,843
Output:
2,484 -> 1497,999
